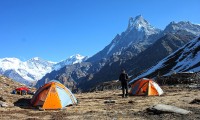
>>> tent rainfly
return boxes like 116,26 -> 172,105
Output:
130,78 -> 163,96
31,80 -> 77,109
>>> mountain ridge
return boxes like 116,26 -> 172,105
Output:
130,36 -> 200,83
36,15 -> 200,91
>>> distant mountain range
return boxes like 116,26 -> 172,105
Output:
36,15 -> 200,91
0,54 -> 87,85
1,15 -> 200,92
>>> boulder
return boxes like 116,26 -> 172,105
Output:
147,104 -> 191,115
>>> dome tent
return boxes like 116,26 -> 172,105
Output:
130,78 -> 163,96
31,80 -> 77,110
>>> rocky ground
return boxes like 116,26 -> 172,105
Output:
0,76 -> 200,120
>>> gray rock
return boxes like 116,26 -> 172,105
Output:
147,104 -> 192,115
0,101 -> 9,107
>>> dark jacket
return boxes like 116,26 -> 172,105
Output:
119,72 -> 129,83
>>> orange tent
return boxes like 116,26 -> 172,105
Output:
130,78 -> 163,96
31,80 -> 77,110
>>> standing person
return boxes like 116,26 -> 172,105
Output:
119,69 -> 129,98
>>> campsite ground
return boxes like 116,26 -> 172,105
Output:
0,84 -> 200,120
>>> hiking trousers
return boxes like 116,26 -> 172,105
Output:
121,82 -> 128,97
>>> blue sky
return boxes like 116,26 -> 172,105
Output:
0,0 -> 200,62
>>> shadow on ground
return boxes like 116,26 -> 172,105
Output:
14,98 -> 34,109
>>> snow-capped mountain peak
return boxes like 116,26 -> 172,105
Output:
128,15 -> 148,30
164,21 -> 200,35
68,54 -> 88,64
53,54 -> 88,70
87,15 -> 162,62
28,57 -> 56,64
0,57 -> 22,71
127,15 -> 160,35
69,54 -> 85,60
32,57 -> 40,61
28,57 -> 46,62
